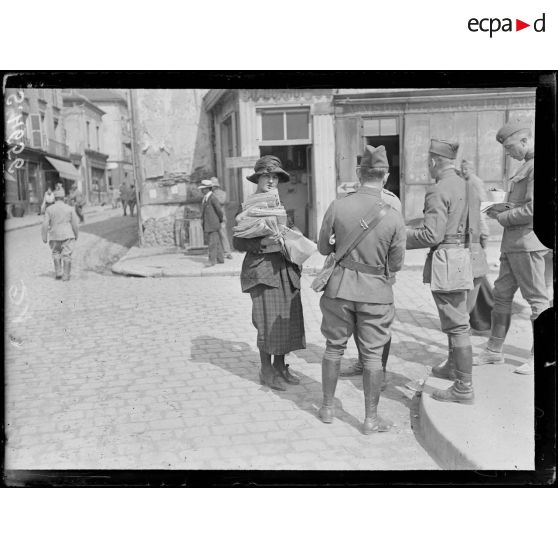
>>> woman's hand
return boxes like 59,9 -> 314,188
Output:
261,236 -> 281,247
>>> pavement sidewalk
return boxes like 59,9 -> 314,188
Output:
110,239 -> 535,469
4,204 -> 121,232
111,240 -> 504,277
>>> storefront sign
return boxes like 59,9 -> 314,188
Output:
225,156 -> 259,169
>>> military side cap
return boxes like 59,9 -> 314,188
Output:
247,155 -> 290,184
496,119 -> 532,144
429,139 -> 459,160
360,145 -> 389,170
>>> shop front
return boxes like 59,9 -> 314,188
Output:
334,88 -> 536,222
204,89 -> 337,242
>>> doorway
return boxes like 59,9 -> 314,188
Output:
259,145 -> 310,236
365,135 -> 400,198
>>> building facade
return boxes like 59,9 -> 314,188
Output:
4,88 -> 79,216
62,91 -> 109,205
77,89 -> 134,194
204,87 -> 536,240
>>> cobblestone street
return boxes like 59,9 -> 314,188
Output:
5,217 -> 533,470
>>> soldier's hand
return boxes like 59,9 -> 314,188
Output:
261,236 -> 280,247
387,276 -> 396,286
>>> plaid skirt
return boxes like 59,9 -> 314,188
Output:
249,270 -> 306,355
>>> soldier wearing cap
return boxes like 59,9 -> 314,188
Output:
475,120 -> 550,375
340,154 -> 403,385
317,145 -> 406,434
407,139 -> 484,404
199,179 -> 224,267
41,187 -> 79,281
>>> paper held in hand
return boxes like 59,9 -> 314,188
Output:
481,201 -> 515,213
282,227 -> 317,265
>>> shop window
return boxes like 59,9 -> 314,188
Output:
260,109 -> 311,144
363,118 -> 398,137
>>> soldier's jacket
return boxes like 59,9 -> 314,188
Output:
318,187 -> 406,304
406,167 -> 486,283
497,153 -> 547,253
41,200 -> 79,242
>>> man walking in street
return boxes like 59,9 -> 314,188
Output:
41,187 -> 79,281
406,139 -> 482,404
476,120 -> 550,375
199,179 -> 224,267
317,145 -> 406,434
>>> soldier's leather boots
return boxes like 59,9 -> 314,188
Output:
318,359 -> 340,423
474,312 -> 511,365
432,346 -> 474,404
54,257 -> 63,280
362,365 -> 392,434
62,260 -> 71,282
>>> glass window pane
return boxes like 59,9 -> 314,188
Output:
380,118 -> 397,135
363,119 -> 380,136
262,112 -> 284,141
286,111 -> 309,140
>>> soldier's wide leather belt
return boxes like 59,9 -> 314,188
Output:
339,258 -> 386,275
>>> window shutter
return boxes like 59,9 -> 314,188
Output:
30,114 -> 42,148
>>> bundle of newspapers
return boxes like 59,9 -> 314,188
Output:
233,190 -> 287,238
233,190 -> 317,265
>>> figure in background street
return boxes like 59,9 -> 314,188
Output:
54,182 -> 66,200
120,183 -> 136,216
41,187 -> 79,281
317,146 -> 406,433
68,184 -> 85,223
199,179 -> 224,267
128,185 -> 137,216
476,120 -> 550,375
110,186 -> 120,209
40,185 -> 55,215
210,176 -> 233,259
407,139 -> 482,404
460,159 -> 494,332
233,156 -> 305,391
340,154 -> 403,385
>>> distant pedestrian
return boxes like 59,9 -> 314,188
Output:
40,186 -> 55,215
54,182 -> 66,200
199,179 -> 224,267
110,186 -> 120,209
475,120 -> 550,375
317,146 -> 405,433
41,187 -> 79,281
68,184 -> 85,223
407,139 -> 482,405
128,185 -> 137,216
233,156 -> 305,391
210,176 -> 233,259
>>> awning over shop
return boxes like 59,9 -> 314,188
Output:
45,157 -> 80,181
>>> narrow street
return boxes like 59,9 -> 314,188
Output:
1,210 -> 480,470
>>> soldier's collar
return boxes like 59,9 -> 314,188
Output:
358,185 -> 382,196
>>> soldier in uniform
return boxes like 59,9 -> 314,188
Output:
317,145 -> 406,434
407,139 -> 483,404
41,187 -> 79,281
340,155 -> 402,386
475,120 -> 550,375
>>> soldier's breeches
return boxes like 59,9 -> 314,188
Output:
431,290 -> 470,336
49,239 -> 75,263
493,251 -> 550,320
320,295 -> 393,367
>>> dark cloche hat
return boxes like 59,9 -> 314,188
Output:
247,155 -> 290,184
358,145 -> 389,170
429,139 -> 459,160
496,119 -> 532,144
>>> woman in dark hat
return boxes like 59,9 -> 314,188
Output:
233,155 -> 306,391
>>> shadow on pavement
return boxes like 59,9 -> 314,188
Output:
79,216 -> 138,247
190,335 -> 363,433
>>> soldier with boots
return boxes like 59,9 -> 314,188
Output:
41,187 -> 79,281
317,146 -> 406,433
475,120 -> 550,375
407,139 -> 483,404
